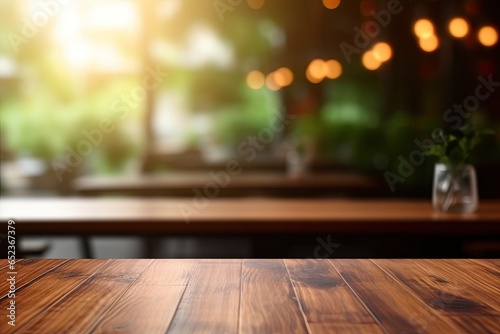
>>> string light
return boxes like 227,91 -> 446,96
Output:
325,60 -> 342,79
246,70 -> 265,89
322,0 -> 341,10
448,18 -> 469,38
414,19 -> 435,39
247,0 -> 265,10
372,42 -> 392,62
362,51 -> 382,70
306,59 -> 328,83
478,26 -> 498,47
419,35 -> 439,52
273,67 -> 294,87
266,72 -> 281,90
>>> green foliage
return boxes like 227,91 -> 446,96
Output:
213,86 -> 280,147
426,125 -> 495,165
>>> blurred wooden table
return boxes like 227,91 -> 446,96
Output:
74,172 -> 381,197
1,259 -> 499,333
2,198 -> 498,257
1,198 -> 499,235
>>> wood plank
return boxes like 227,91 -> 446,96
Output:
92,283 -> 186,334
470,259 -> 500,273
167,262 -> 241,333
284,259 -> 383,334
239,259 -> 309,334
0,259 -> 108,333
199,259 -> 243,263
374,259 -> 500,333
385,260 -> 500,312
330,259 -> 459,334
0,259 -> 67,299
91,260 -> 197,333
308,324 -> 384,333
130,259 -> 197,286
18,259 -> 153,334
93,285 -> 185,334
0,259 -> 22,271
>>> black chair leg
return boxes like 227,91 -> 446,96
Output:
80,236 -> 93,258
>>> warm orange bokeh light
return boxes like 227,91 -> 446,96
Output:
372,42 -> 392,62
273,67 -> 294,87
325,60 -> 342,79
266,72 -> 281,90
307,59 -> 327,78
246,70 -> 266,89
478,26 -> 498,47
414,19 -> 435,39
306,59 -> 328,83
448,18 -> 469,38
362,51 -> 382,71
322,0 -> 341,10
247,0 -> 265,10
419,35 -> 439,52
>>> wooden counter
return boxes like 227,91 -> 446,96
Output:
1,259 -> 499,333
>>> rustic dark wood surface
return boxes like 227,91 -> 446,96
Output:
1,259 -> 499,333
1,198 -> 499,235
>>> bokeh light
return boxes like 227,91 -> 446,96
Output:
372,42 -> 392,62
448,18 -> 469,38
247,0 -> 265,10
362,51 -> 382,71
325,60 -> 342,79
266,72 -> 281,90
306,59 -> 328,83
273,67 -> 294,87
323,0 -> 341,10
478,26 -> 498,47
246,70 -> 266,89
419,35 -> 439,52
414,19 -> 435,39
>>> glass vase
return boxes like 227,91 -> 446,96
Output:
432,163 -> 478,213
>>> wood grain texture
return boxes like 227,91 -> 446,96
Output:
330,259 -> 460,333
0,259 -> 67,299
471,259 -> 500,272
239,259 -> 309,334
91,259 -> 197,333
2,259 -> 499,334
131,259 -> 197,286
284,259 -> 383,334
384,260 -> 500,312
374,259 -> 500,333
167,262 -> 241,333
0,259 -> 22,271
1,198 -> 499,235
18,260 -> 153,334
0,259 -> 107,333
92,284 -> 185,334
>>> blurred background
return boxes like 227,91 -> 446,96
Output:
0,0 -> 499,257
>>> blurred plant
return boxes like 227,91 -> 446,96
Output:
426,125 -> 495,165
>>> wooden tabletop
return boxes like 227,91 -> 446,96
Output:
1,198 -> 499,235
1,259 -> 499,333
74,169 -> 380,196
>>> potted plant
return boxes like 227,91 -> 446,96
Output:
426,125 -> 494,213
